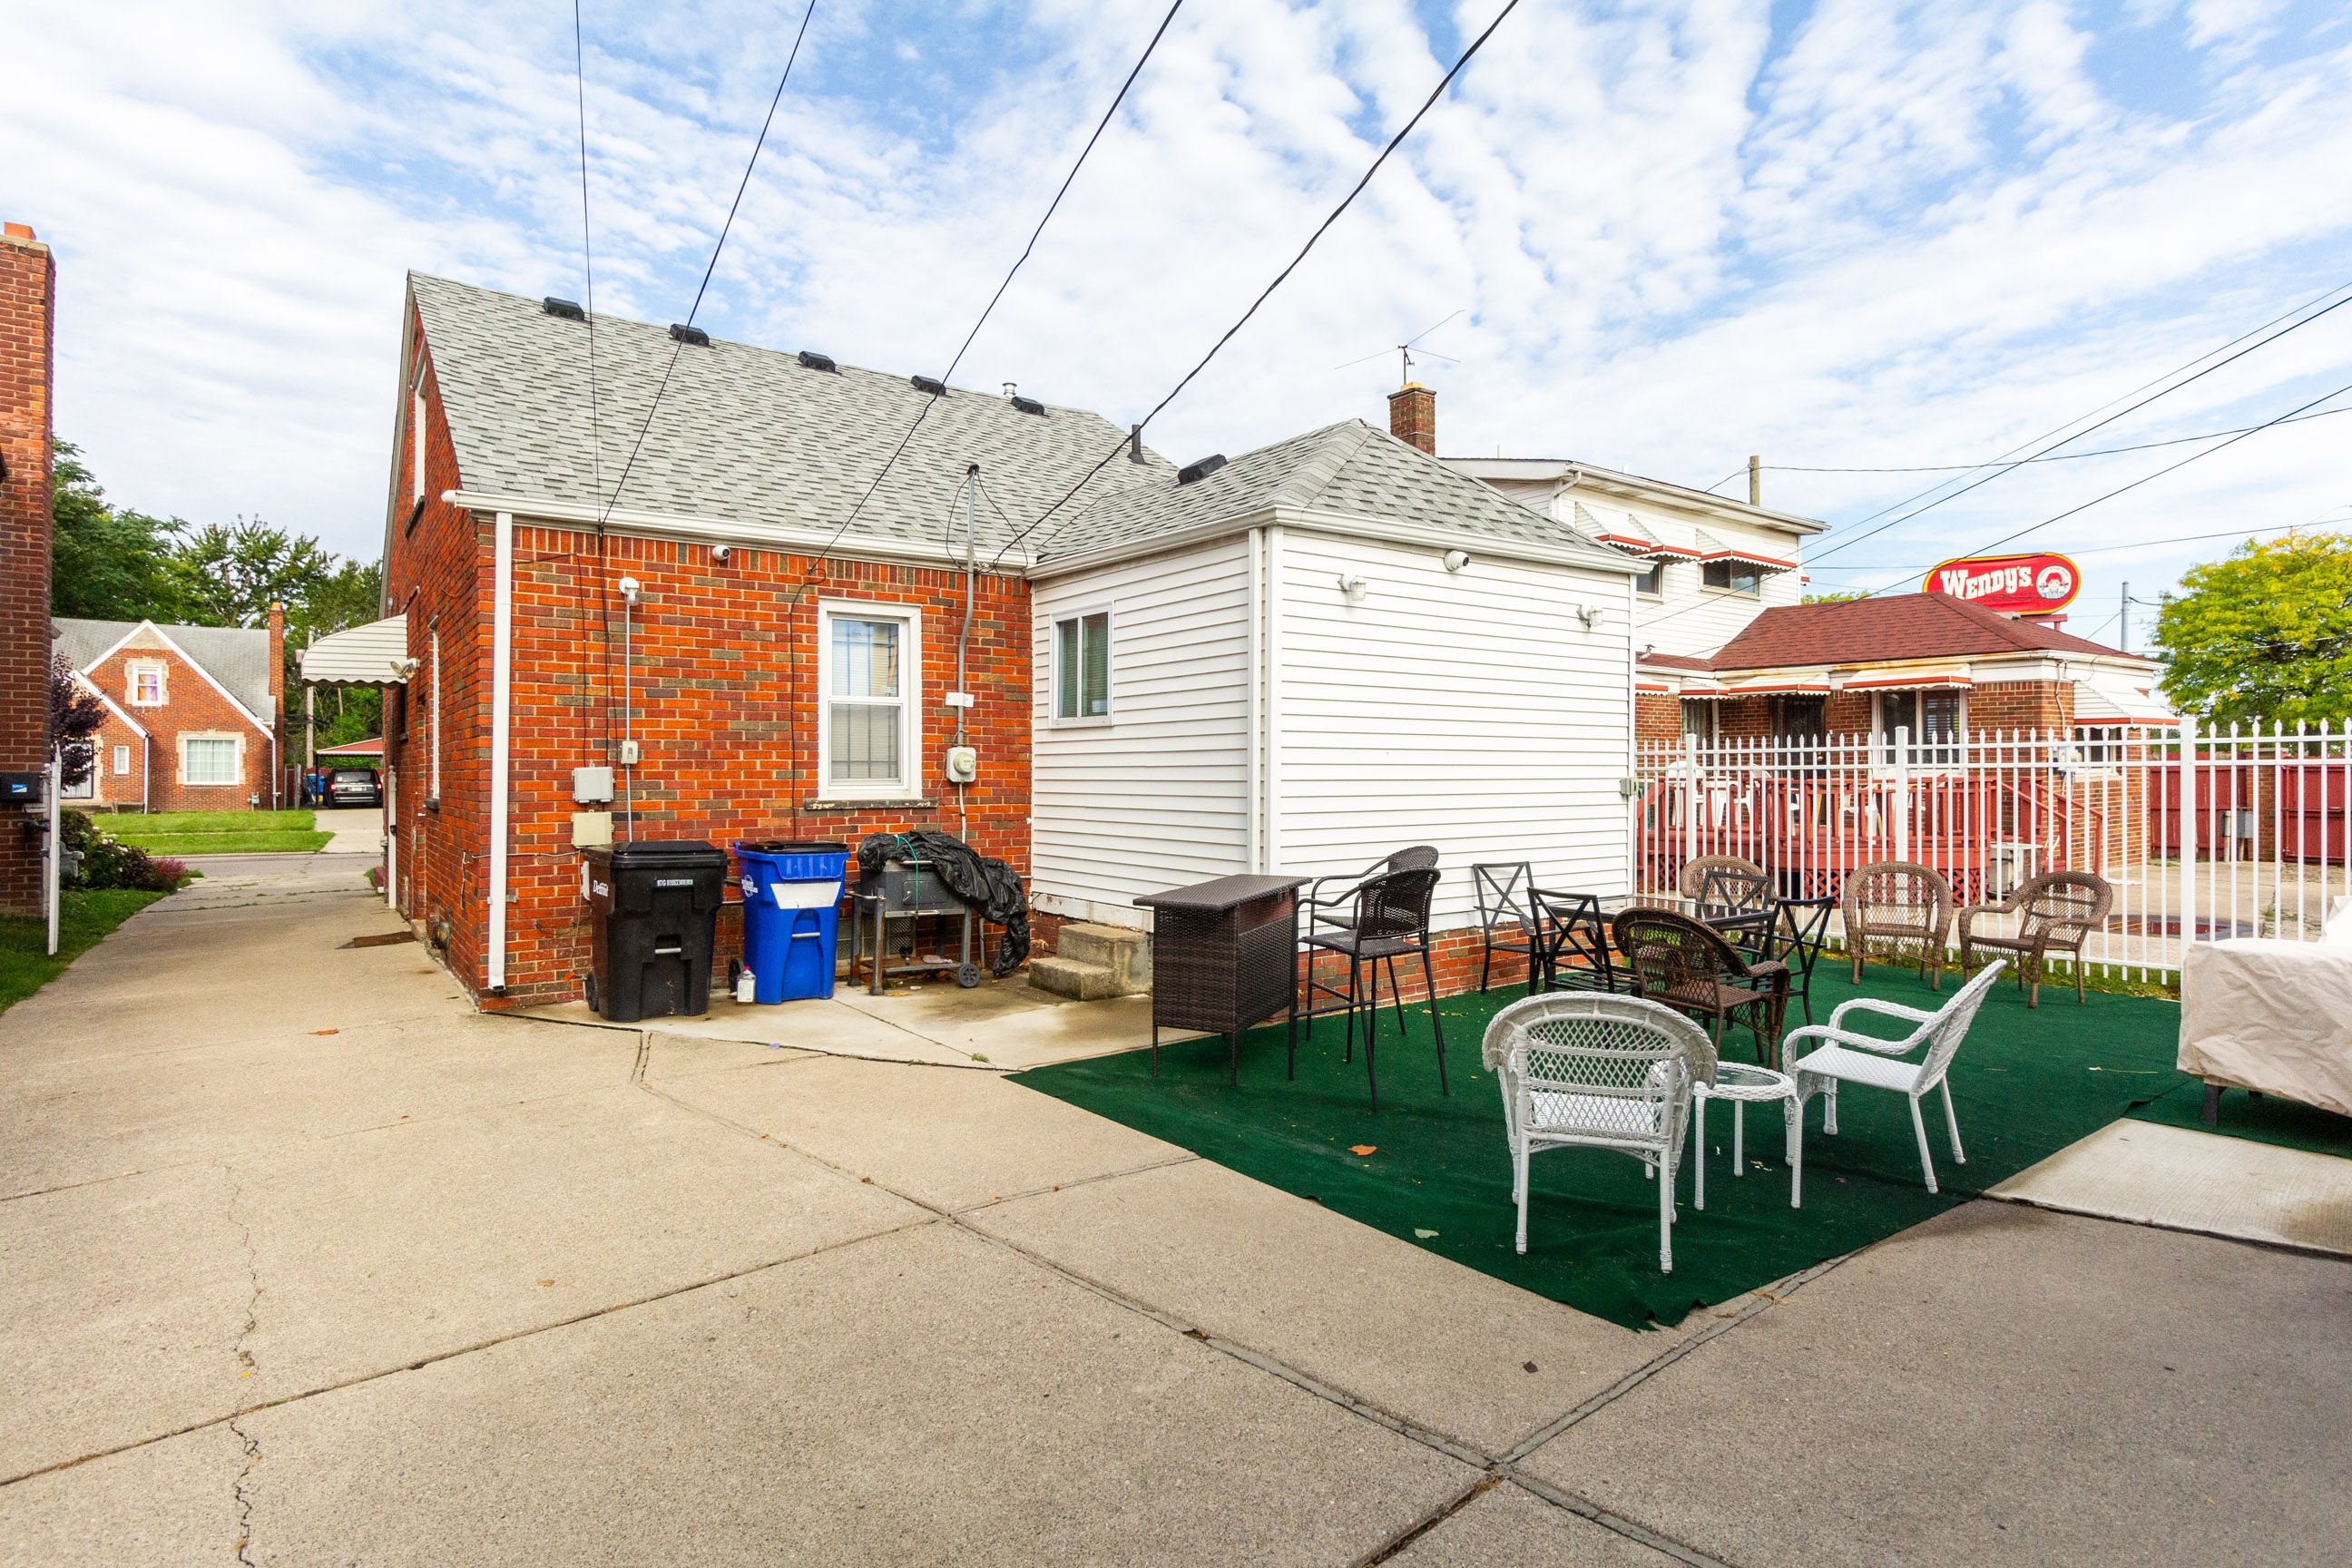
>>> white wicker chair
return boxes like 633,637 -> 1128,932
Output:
1484,994 -> 1717,1271
1780,961 -> 2005,1197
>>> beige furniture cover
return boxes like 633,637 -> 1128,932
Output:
2180,940 -> 2352,1117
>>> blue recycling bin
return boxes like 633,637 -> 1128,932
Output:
732,839 -> 849,1003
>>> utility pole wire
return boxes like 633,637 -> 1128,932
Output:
1759,401 -> 2352,475
785,0 -> 1187,602
995,0 -> 1527,568
595,0 -> 819,529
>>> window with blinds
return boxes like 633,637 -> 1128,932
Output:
818,603 -> 919,796
182,735 -> 240,786
1054,611 -> 1112,720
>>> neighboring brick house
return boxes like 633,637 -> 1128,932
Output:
1,220 -> 56,914
53,614 -> 286,811
324,275 -> 1642,1007
1632,592 -> 2173,753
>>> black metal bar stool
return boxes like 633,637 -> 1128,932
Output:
1294,866 -> 1446,1110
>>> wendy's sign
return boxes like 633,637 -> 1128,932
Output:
1925,552 -> 2080,614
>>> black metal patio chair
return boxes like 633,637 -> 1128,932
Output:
1470,861 -> 1538,994
1295,867 -> 1446,1111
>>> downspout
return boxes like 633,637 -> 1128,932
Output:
956,466 -> 976,841
488,509 -> 514,994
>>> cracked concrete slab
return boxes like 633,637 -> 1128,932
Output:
1515,1201 -> 2352,1567
1388,1483 -> 1681,1566
0,1164 -> 253,1482
0,1422 -> 247,1565
7,1224 -> 1478,1567
660,1054 -> 1191,1211
966,1156 -> 1686,1455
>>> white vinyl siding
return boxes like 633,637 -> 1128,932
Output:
1030,537 -> 1253,922
1270,529 -> 1634,933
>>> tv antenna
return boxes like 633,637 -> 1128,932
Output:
1334,308 -> 1466,376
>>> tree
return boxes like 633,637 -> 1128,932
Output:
50,440 -> 189,622
50,654 -> 106,792
2153,532 -> 2352,727
170,517 -> 338,629
286,558 -> 386,752
1803,588 -> 1870,603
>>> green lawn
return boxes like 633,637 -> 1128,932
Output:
97,809 -> 330,856
0,888 -> 173,1014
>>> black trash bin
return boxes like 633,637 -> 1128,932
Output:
582,839 -> 729,1023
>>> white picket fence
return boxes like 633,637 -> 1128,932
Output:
1632,720 -> 2352,985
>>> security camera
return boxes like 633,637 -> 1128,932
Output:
617,576 -> 642,604
710,544 -> 730,564
1443,549 -> 1470,573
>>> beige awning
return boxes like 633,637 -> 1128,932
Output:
299,615 -> 408,688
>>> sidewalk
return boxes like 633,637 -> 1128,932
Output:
2,860 -> 2347,1564
309,808 -> 381,856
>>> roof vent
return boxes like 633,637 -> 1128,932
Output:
542,296 -> 585,321
1010,395 -> 1046,416
797,349 -> 838,373
669,323 -> 710,347
1177,454 -> 1227,485
910,374 -> 948,397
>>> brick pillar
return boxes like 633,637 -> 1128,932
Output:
1387,382 -> 1436,455
0,221 -> 56,916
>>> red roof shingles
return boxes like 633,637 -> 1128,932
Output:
1694,592 -> 2132,671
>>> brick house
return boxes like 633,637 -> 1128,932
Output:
1630,592 -> 2173,754
53,614 -> 288,811
1,220 -> 56,914
322,275 -> 1644,1007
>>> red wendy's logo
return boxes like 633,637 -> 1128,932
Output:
1924,552 -> 2081,613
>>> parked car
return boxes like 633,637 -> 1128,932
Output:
325,768 -> 382,808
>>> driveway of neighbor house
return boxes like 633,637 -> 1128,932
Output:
4,863 -> 2348,1565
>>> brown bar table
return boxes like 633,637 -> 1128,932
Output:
1135,874 -> 1309,1085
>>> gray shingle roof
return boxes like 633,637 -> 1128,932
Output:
410,274 -> 1173,556
1047,419 -> 1638,569
54,618 -> 275,719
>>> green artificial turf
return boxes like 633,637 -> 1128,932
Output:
1012,964 -> 2190,1330
2127,1077 -> 2352,1157
0,888 -> 172,1014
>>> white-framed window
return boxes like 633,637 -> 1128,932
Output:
1633,561 -> 1665,598
113,744 -> 131,776
127,661 -> 166,707
1052,609 -> 1112,722
429,630 -> 442,799
1876,690 -> 1965,765
817,601 -> 921,799
1701,560 -> 1760,596
181,733 -> 241,787
410,362 -> 428,502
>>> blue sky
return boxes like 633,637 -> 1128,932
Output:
9,0 -> 2351,652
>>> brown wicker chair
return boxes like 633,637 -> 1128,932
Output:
1957,871 -> 2114,1007
1841,861 -> 1954,990
1611,906 -> 1791,1067
1678,855 -> 1770,915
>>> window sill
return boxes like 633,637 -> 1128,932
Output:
801,797 -> 938,813
1049,714 -> 1114,730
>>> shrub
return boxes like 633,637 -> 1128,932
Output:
62,811 -> 188,893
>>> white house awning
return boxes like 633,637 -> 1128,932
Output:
299,615 -> 408,688
2073,673 -> 2180,726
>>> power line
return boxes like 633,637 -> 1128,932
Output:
596,0 -> 819,528
572,0 -> 603,514
1802,287 -> 2352,568
1801,514 -> 2352,573
1759,401 -> 2352,475
1791,277 -> 2352,555
787,0 -> 1186,596
993,0 -> 1526,568
1855,375 -> 2352,601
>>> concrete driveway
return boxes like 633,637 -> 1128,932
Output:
4,862 -> 2348,1565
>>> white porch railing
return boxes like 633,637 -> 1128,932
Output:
1632,720 -> 2352,985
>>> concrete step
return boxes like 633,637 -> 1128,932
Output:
1054,923 -> 1152,992
1027,955 -> 1127,1002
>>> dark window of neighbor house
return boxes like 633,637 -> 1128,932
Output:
1701,560 -> 1760,595
1633,561 -> 1664,597
1054,611 -> 1111,720
1880,690 -> 1963,764
1680,699 -> 1718,745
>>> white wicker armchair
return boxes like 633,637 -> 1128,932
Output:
1780,961 -> 2005,1197
1483,994 -> 1717,1271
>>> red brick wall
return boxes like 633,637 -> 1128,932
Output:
68,708 -> 150,810
1635,691 -> 1680,747
1387,385 -> 1436,455
0,224 -> 55,913
1967,680 -> 2073,732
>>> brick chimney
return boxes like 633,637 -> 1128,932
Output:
268,601 -> 286,703
0,220 -> 55,916
1387,380 -> 1436,455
